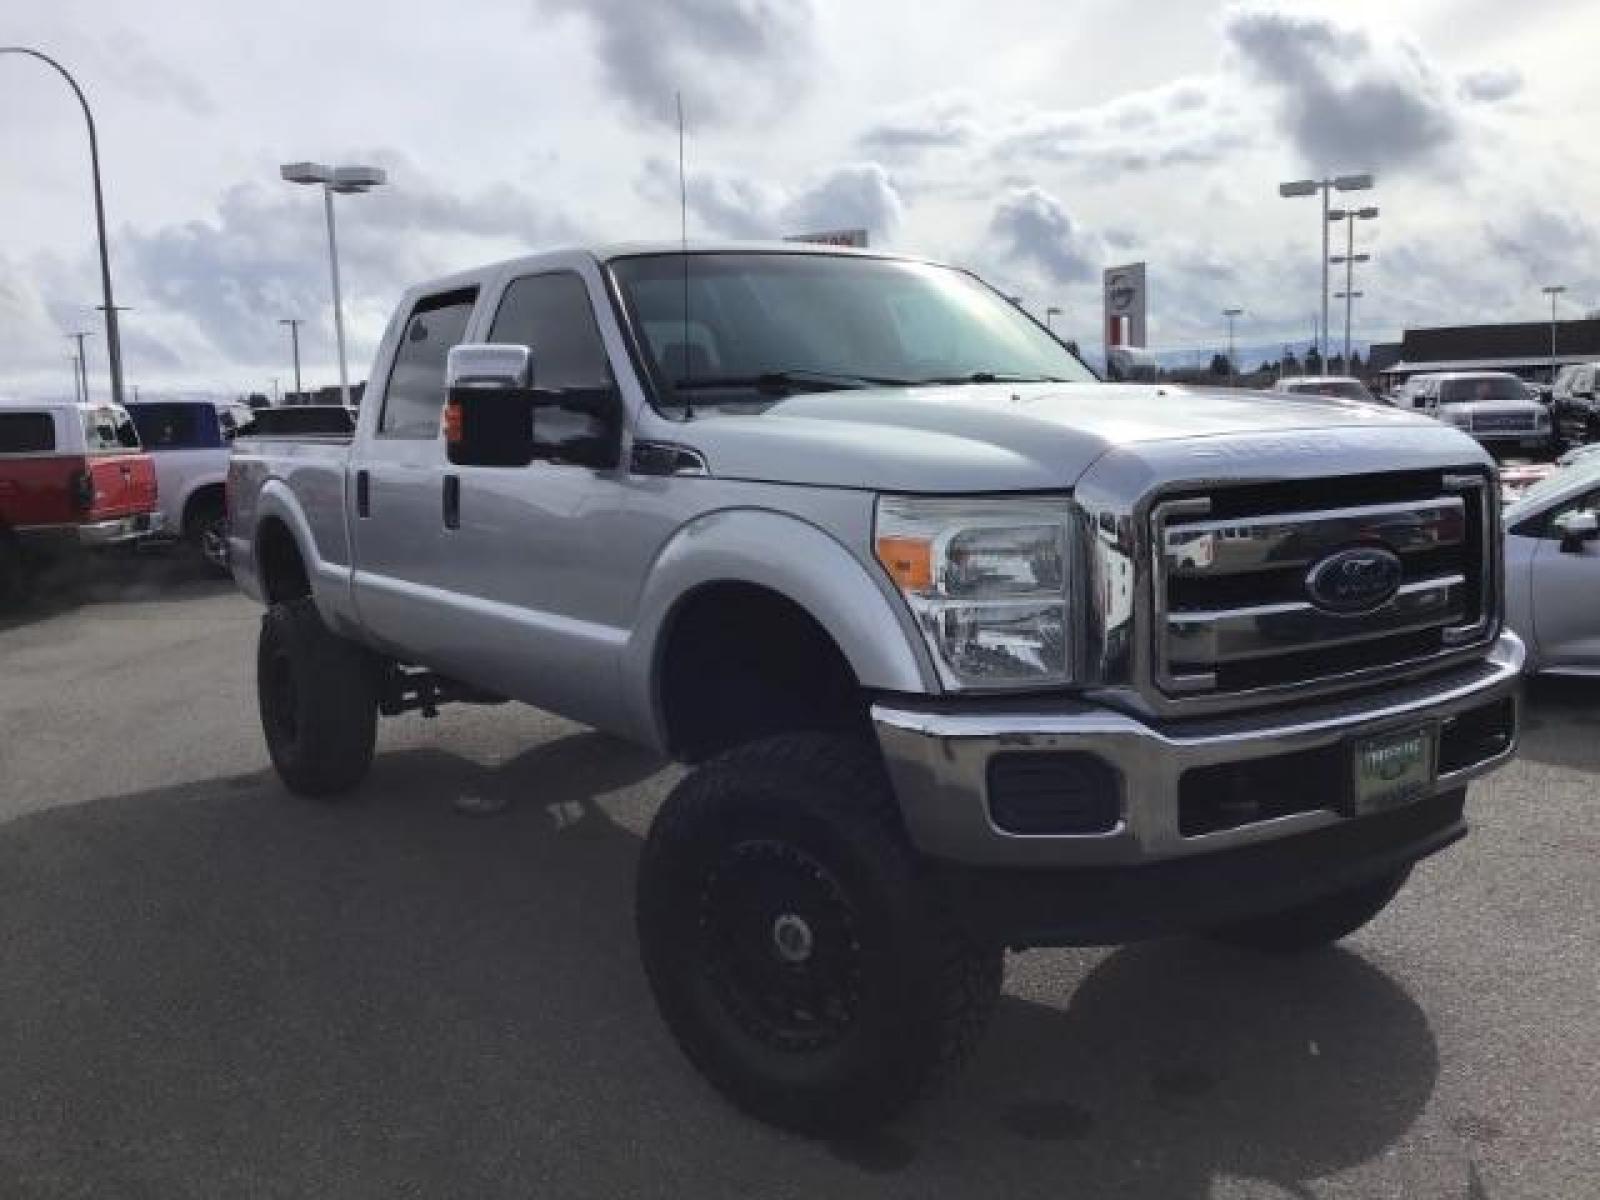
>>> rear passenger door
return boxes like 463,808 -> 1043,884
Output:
348,287 -> 477,657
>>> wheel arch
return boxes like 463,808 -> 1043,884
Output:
622,508 -> 935,755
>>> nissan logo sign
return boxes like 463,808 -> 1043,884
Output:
1304,546 -> 1403,614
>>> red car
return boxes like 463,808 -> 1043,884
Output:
0,400 -> 163,602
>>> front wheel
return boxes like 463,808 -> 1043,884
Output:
185,498 -> 231,576
257,596 -> 377,797
1208,864 -> 1413,953
636,734 -> 1002,1135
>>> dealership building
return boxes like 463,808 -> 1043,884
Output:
1375,317 -> 1600,386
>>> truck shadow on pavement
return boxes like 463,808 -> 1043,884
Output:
0,730 -> 1439,1199
1514,675 -> 1600,772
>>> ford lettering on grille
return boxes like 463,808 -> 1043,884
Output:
1305,546 -> 1404,614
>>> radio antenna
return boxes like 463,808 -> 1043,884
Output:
677,90 -> 694,420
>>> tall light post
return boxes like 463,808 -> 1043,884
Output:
66,353 -> 82,403
1279,173 -> 1374,374
280,162 -> 387,407
278,317 -> 304,401
1045,305 -> 1063,331
3,47 -> 126,407
1543,285 -> 1567,384
66,331 -> 93,403
1222,307 -> 1243,384
1329,204 -> 1378,368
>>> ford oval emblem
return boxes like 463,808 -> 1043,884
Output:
1305,546 -> 1403,614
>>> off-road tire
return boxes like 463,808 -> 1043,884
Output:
257,596 -> 377,797
0,533 -> 25,609
1209,864 -> 1413,953
636,733 -> 1003,1135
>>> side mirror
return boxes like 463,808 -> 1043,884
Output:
444,343 -> 621,470
1553,509 -> 1599,553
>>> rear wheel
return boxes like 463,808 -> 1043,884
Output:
185,496 -> 230,576
257,596 -> 377,797
0,534 -> 26,609
1208,864 -> 1413,953
636,734 -> 1002,1135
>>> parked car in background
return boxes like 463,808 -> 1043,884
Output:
1499,461 -> 1557,505
237,405 -> 357,438
1412,371 -> 1554,455
1392,376 -> 1430,409
0,399 -> 162,604
1551,362 -> 1600,447
125,399 -> 236,572
1504,454 -> 1600,675
1556,441 -> 1600,468
1273,375 -> 1384,404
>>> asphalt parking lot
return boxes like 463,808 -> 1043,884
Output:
1,560 -> 1596,1199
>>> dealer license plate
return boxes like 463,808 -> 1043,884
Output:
1351,726 -> 1435,815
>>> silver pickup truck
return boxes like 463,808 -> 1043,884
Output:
229,242 -> 1522,1134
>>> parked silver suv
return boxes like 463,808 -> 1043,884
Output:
1413,371 -> 1553,453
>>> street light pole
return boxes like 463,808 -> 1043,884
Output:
279,318 -> 304,401
67,331 -> 93,403
1328,206 -> 1378,369
3,47 -> 126,407
1045,305 -> 1063,331
67,353 -> 82,403
1543,285 -> 1567,384
281,163 -> 387,409
1223,307 -> 1243,384
1279,173 -> 1374,375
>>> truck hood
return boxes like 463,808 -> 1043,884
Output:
678,382 -> 1457,491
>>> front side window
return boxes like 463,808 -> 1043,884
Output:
81,406 -> 141,453
0,412 -> 56,453
488,272 -> 613,390
378,289 -> 477,438
609,253 -> 1095,411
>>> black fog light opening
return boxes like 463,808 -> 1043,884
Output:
987,752 -> 1122,835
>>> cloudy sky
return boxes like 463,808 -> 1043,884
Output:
2,0 -> 1596,398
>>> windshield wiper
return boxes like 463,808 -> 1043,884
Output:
909,371 -> 1071,386
669,368 -> 915,395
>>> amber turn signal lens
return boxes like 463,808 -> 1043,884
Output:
876,535 -> 933,591
443,401 -> 463,444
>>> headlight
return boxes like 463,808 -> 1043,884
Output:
875,496 -> 1073,689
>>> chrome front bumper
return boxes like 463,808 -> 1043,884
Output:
873,632 -> 1524,868
77,512 -> 164,546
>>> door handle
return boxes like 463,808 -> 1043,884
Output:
443,474 -> 460,530
355,469 -> 370,517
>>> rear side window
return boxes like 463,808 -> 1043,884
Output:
128,403 -> 213,449
81,406 -> 141,453
379,288 -> 478,438
488,272 -> 613,389
0,412 -> 56,453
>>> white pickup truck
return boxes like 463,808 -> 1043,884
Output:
228,243 -> 1522,1134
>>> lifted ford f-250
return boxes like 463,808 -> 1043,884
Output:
227,243 -> 1521,1134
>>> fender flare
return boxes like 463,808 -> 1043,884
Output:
620,508 -> 937,749
252,480 -> 356,632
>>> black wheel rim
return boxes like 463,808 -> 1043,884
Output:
698,839 -> 863,1053
263,643 -> 299,747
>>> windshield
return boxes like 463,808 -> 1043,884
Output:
1438,376 -> 1528,404
608,252 -> 1096,408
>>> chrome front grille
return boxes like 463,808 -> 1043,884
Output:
1151,471 -> 1495,702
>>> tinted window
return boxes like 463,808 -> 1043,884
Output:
610,253 -> 1095,410
82,406 -> 141,453
379,289 -> 477,438
0,412 -> 56,453
128,403 -> 213,449
488,273 -> 613,389
1439,377 -> 1527,404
